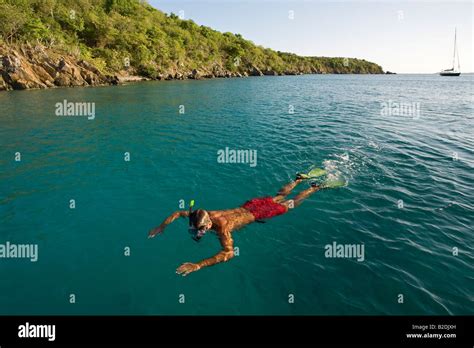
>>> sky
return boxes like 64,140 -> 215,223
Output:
148,0 -> 473,73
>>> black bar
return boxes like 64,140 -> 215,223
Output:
0,316 -> 472,345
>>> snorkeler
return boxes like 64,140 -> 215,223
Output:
148,169 -> 344,276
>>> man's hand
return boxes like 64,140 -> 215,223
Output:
148,211 -> 189,239
176,262 -> 201,276
148,226 -> 163,238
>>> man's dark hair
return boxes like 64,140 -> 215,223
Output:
189,209 -> 209,229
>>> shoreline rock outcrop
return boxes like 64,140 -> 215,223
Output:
0,44 -> 385,92
0,45 -> 115,91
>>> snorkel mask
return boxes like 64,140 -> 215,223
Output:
189,227 -> 206,242
188,200 -> 207,242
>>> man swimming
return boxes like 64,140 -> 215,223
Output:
148,174 -> 334,276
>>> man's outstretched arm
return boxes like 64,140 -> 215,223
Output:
176,229 -> 234,276
148,210 -> 189,238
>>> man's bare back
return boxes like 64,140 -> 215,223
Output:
148,177 -> 321,276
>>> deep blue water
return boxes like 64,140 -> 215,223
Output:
0,74 -> 473,315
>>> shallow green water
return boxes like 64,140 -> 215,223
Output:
0,74 -> 473,315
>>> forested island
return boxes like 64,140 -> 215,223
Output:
0,0 -> 384,91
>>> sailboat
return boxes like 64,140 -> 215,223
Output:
440,28 -> 461,76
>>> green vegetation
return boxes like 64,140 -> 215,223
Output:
0,0 -> 383,77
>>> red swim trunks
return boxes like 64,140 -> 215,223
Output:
242,197 -> 287,220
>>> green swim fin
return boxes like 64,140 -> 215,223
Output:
320,179 -> 347,189
298,168 -> 327,179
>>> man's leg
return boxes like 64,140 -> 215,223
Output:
273,178 -> 303,203
281,183 -> 320,208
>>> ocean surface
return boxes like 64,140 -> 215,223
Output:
0,74 -> 473,315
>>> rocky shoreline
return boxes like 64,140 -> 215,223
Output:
0,44 -> 119,91
0,44 -> 382,92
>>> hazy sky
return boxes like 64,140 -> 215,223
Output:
148,0 -> 473,73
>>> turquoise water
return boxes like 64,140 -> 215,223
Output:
0,74 -> 473,315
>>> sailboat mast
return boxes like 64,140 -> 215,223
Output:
456,29 -> 460,70
453,28 -> 457,70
